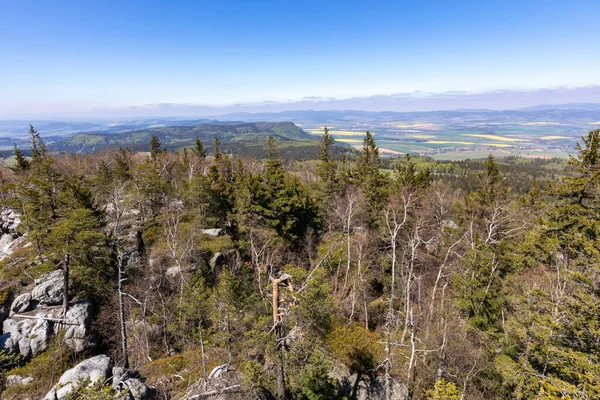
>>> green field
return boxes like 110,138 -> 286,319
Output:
305,122 -> 579,159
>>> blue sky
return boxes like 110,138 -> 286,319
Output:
1,0 -> 599,116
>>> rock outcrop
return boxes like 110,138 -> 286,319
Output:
329,363 -> 408,400
202,228 -> 223,237
0,316 -> 51,358
31,270 -> 64,306
6,374 -> 34,387
44,355 -> 112,400
1,298 -> 96,357
43,355 -> 155,400
112,367 -> 156,400
9,292 -> 32,315
0,208 -> 23,261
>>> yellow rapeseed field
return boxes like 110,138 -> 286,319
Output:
461,134 -> 526,142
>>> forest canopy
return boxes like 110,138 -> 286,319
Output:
0,127 -> 599,400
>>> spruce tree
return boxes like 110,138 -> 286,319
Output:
13,143 -> 29,170
316,127 -> 337,191
214,137 -> 222,160
194,136 -> 206,159
149,134 -> 164,159
28,124 -> 46,162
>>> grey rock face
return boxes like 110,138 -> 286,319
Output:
31,270 -> 64,306
0,208 -> 22,261
118,378 -> 156,400
0,299 -> 96,356
66,300 -> 97,351
112,366 -> 156,400
0,316 -> 52,357
44,355 -> 112,400
58,299 -> 97,352
165,266 -> 180,278
44,359 -> 156,400
202,228 -> 223,237
6,374 -> 34,387
9,293 -> 33,316
209,252 -> 224,272
0,208 -> 20,233
329,363 -> 408,400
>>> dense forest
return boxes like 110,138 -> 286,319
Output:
0,125 -> 599,400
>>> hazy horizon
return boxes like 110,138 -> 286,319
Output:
2,85 -> 600,120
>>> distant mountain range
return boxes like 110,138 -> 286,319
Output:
518,103 -> 600,111
47,121 -> 325,159
1,102 -> 600,160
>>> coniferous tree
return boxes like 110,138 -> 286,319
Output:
194,136 -> 206,159
356,131 -> 387,226
496,130 -> 600,397
149,134 -> 164,159
28,124 -> 46,162
214,137 -> 222,160
13,144 -> 29,171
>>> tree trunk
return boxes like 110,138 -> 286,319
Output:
63,251 -> 70,315
118,254 -> 129,369
271,276 -> 293,400
199,325 -> 207,379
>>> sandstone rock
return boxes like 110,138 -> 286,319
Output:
44,355 -> 112,400
329,363 -> 408,400
0,316 -> 52,357
442,219 -> 458,230
58,299 -> 97,352
165,266 -> 180,278
1,299 -> 96,356
0,208 -> 20,233
0,233 -> 26,262
118,378 -> 156,400
9,293 -> 33,316
112,367 -> 156,400
202,228 -> 223,237
6,374 -> 34,387
32,270 -> 64,306
0,305 -> 8,327
208,364 -> 229,379
209,252 -> 224,271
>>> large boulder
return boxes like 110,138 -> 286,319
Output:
0,299 -> 96,356
44,355 -> 112,400
58,299 -> 97,352
329,363 -> 408,400
32,270 -> 64,306
0,316 -> 52,357
0,208 -> 20,233
9,292 -> 33,315
202,228 -> 223,237
0,208 -> 23,261
44,359 -> 155,400
112,367 -> 156,400
6,374 -> 34,387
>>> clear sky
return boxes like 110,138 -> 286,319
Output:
1,0 -> 599,116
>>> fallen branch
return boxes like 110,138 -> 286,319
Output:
11,314 -> 75,324
184,384 -> 242,399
